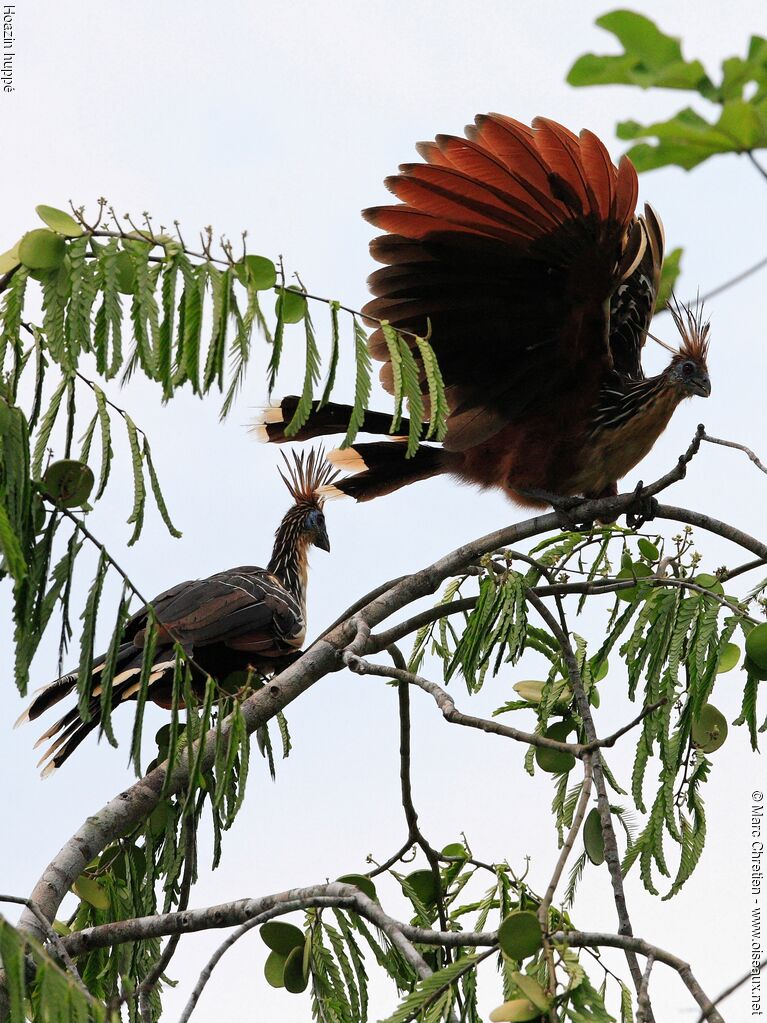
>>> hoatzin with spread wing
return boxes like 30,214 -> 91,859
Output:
17,450 -> 335,776
255,114 -> 710,505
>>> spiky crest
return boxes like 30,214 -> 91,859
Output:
277,447 -> 339,508
668,296 -> 711,365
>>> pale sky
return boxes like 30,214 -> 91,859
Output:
2,1 -> 767,1020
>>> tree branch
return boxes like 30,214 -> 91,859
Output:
550,931 -> 723,1023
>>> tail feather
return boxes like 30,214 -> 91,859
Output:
251,396 -> 408,444
36,667 -> 148,777
325,442 -> 451,501
16,642 -> 137,727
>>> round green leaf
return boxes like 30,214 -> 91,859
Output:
489,1000 -> 541,1022
746,623 -> 767,671
19,229 -> 66,270
744,655 -> 767,681
694,572 -> 724,595
284,944 -> 309,993
264,949 -> 287,988
260,920 -> 305,955
73,875 -> 110,911
245,254 -> 277,290
716,642 -> 740,674
535,720 -> 576,774
336,873 -> 377,901
583,808 -> 605,865
589,687 -> 600,708
497,910 -> 544,961
616,562 -> 653,601
637,538 -> 659,562
277,287 -> 307,324
591,658 -> 609,682
510,972 -> 551,1011
513,679 -> 571,707
35,204 -> 84,237
441,842 -> 468,860
114,250 -> 136,294
403,868 -> 440,906
0,244 -> 21,274
42,459 -> 95,508
692,703 -> 728,754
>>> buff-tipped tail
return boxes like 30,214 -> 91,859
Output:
323,442 -> 451,501
251,396 -> 409,445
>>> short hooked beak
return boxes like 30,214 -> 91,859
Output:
314,526 -> 331,553
690,375 -> 711,398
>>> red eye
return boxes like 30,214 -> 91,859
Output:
682,361 -> 695,377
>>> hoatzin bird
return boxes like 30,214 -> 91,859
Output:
255,114 -> 711,505
16,450 -> 335,776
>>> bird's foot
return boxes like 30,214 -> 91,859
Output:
518,488 -> 595,532
625,480 -> 659,530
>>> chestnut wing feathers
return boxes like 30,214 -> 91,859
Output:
363,114 -> 658,450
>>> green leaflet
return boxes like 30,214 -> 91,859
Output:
93,240 -> 123,379
158,251 -> 180,398
127,242 -> 160,380
381,321 -> 404,431
124,414 -> 146,545
267,287 -> 285,394
284,307 -> 321,436
76,548 -> 109,720
0,502 -> 26,582
333,911 -> 370,1021
446,572 -> 527,690
91,384 -> 113,499
220,284 -> 254,419
341,316 -> 373,449
98,585 -> 131,747
130,609 -> 158,775
0,266 -> 28,382
176,257 -> 203,392
320,300 -> 341,408
32,375 -> 68,477
0,915 -> 107,1023
203,264 -> 230,392
379,955 -> 476,1023
415,333 -> 448,442
393,334 -> 424,456
77,412 -> 97,466
142,436 -> 182,538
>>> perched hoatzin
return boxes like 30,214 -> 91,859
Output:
17,450 -> 335,776
255,114 -> 711,505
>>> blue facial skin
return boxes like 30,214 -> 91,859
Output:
305,508 -> 330,552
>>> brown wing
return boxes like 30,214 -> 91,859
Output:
24,566 -> 306,776
127,566 -> 305,652
363,114 -> 646,449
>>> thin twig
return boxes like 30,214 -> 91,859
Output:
176,914 -> 266,1023
549,931 -> 723,1023
525,590 -> 655,1021
388,644 -> 453,970
636,954 -> 655,1023
696,955 -> 767,1022
540,756 -> 594,924
701,431 -> 767,475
